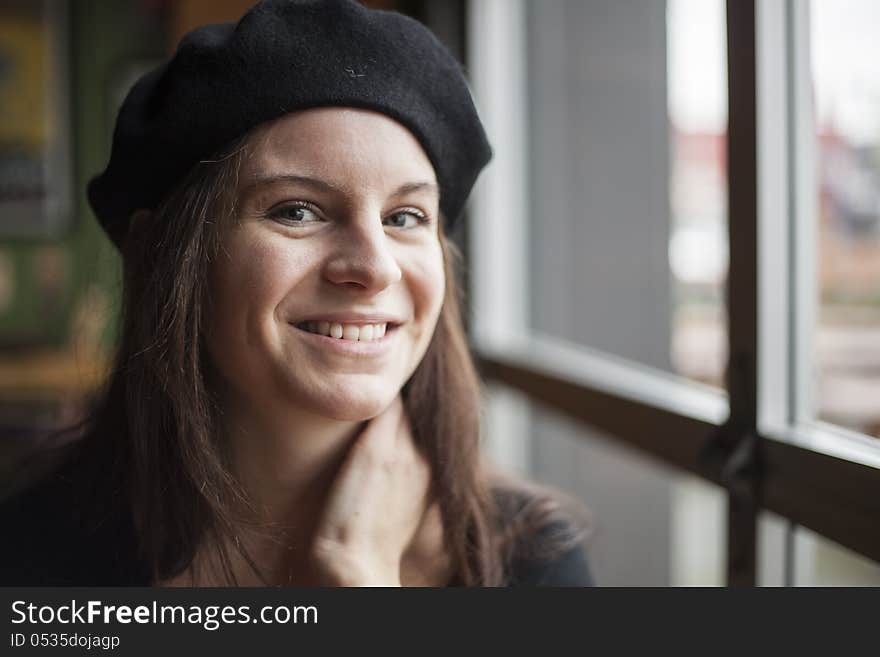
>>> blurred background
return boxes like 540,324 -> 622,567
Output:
0,0 -> 878,585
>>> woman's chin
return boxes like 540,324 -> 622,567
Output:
324,403 -> 390,422
299,386 -> 399,422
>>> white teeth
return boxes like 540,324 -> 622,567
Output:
301,321 -> 389,341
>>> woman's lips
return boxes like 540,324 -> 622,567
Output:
290,322 -> 398,357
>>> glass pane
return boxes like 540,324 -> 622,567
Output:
482,387 -> 726,586
812,0 -> 880,438
758,511 -> 790,587
525,0 -> 728,388
668,0 -> 728,388
759,513 -> 880,586
792,525 -> 880,586
669,474 -> 726,586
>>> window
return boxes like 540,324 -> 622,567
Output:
468,0 -> 880,585
469,0 -> 727,586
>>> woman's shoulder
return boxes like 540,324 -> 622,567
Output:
0,465 -> 82,585
491,477 -> 596,587
0,454 -> 146,586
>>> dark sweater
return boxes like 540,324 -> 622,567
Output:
0,465 -> 593,587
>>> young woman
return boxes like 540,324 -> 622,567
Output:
0,0 -> 592,587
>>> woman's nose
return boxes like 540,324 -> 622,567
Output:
323,219 -> 402,292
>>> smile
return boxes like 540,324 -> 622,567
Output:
295,321 -> 392,342
290,321 -> 400,357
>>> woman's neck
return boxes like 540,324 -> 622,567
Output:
227,407 -> 363,523
187,402 -> 365,586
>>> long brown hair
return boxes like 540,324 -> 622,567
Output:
60,130 -> 587,586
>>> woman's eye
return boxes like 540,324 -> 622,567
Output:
268,203 -> 321,225
384,210 -> 426,229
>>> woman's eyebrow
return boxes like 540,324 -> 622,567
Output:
242,173 -> 346,195
241,174 -> 439,198
391,181 -> 439,197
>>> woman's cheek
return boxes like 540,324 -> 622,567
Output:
412,246 -> 445,335
236,230 -> 312,305
209,229 -> 304,354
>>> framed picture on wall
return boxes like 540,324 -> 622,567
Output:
0,0 -> 73,240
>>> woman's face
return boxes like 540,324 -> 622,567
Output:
206,107 -> 445,422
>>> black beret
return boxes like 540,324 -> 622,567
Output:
88,0 -> 492,249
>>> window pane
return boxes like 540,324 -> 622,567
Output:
792,525 -> 880,586
812,0 -> 880,438
758,511 -> 790,587
668,0 -> 728,389
759,513 -> 880,586
486,394 -> 727,586
670,473 -> 726,586
525,0 -> 728,388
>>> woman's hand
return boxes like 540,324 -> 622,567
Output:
310,396 -> 438,586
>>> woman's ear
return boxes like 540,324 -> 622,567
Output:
121,209 -> 154,261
